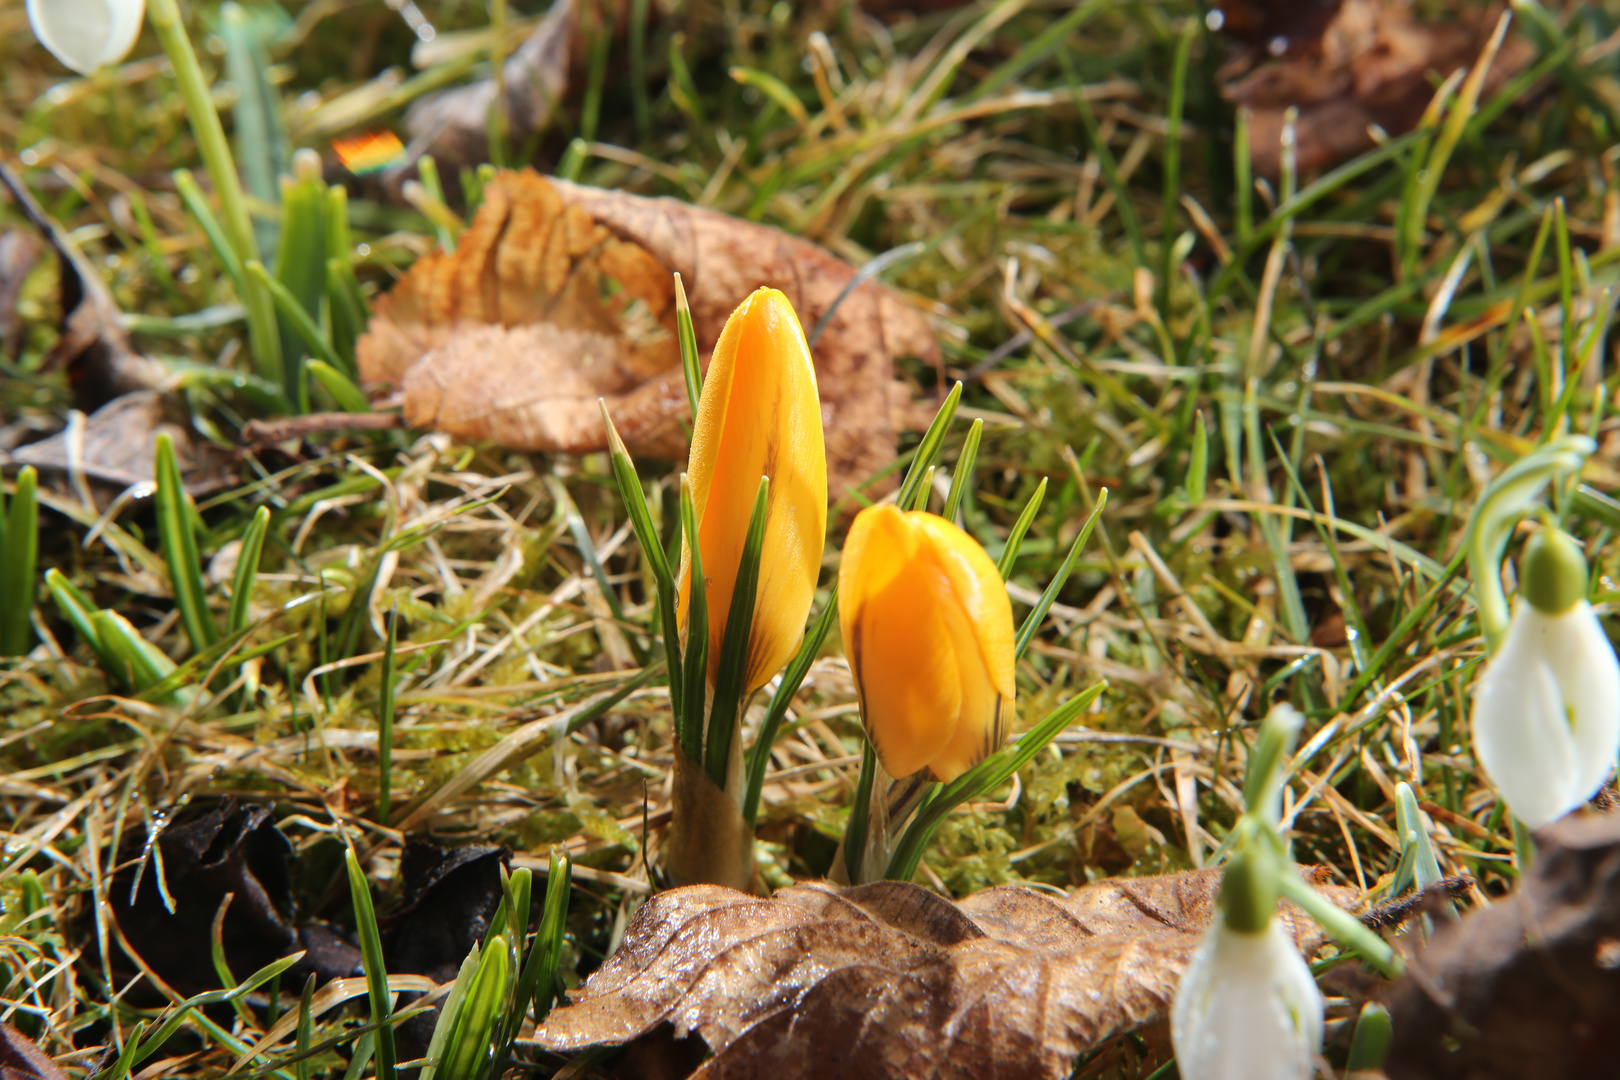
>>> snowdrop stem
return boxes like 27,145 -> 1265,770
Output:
1274,872 -> 1402,978
1512,816 -> 1536,871
1243,704 -> 1303,828
1464,435 -> 1593,652
147,0 -> 255,267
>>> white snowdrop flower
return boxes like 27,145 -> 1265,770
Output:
1172,826 -> 1323,1080
1473,527 -> 1620,829
1171,917 -> 1324,1080
27,0 -> 146,77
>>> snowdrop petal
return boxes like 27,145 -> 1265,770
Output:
1545,602 -> 1620,800
1473,603 -> 1604,828
100,0 -> 145,67
1171,920 -> 1323,1080
27,0 -> 144,75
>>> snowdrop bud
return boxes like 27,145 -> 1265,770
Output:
1521,528 -> 1587,615
1217,823 -> 1278,934
27,0 -> 146,76
1171,916 -> 1324,1080
1473,528 -> 1620,829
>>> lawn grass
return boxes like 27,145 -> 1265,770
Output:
2,0 -> 1619,1076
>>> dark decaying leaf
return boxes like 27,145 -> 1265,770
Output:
0,230 -> 43,364
108,802 -> 516,1053
1220,0 -> 1533,175
8,391 -> 238,497
356,169 -> 938,503
536,871 -> 1347,1080
1384,812 -> 1620,1080
111,801 -> 318,1000
0,161 -> 163,409
0,1023 -> 67,1080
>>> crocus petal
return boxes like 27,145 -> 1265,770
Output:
28,0 -> 144,75
1473,604 -> 1586,828
1540,601 -> 1620,805
906,512 -> 1015,781
680,287 -> 827,693
1170,920 -> 1323,1080
841,507 -> 963,778
840,505 -> 1015,782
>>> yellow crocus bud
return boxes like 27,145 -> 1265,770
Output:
839,505 -> 1016,782
680,287 -> 827,693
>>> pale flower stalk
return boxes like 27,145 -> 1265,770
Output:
28,0 -> 146,75
1171,918 -> 1325,1080
1472,528 -> 1620,829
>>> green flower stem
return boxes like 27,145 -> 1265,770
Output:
1463,435 -> 1592,651
150,0 -> 283,392
147,0 -> 254,265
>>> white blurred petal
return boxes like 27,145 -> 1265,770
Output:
1474,602 -> 1620,828
1545,602 -> 1620,799
1171,920 -> 1323,1080
27,0 -> 144,75
99,0 -> 145,67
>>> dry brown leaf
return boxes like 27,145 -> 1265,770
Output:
0,1023 -> 67,1080
8,391 -> 238,497
1385,811 -> 1620,1080
356,169 -> 938,502
0,161 -> 164,409
1221,0 -> 1534,175
0,230 -> 43,364
535,871 -> 1350,1079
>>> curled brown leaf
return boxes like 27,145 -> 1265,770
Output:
356,169 -> 938,502
536,870 -> 1350,1079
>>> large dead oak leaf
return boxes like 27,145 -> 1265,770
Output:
1385,811 -> 1620,1080
535,872 -> 1347,1079
357,170 -> 938,501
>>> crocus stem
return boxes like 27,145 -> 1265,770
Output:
842,742 -> 877,884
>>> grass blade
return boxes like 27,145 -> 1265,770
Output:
532,848 -> 573,1022
743,586 -> 837,828
1014,489 -> 1108,660
228,506 -> 271,637
220,0 -> 287,262
942,418 -> 983,523
46,568 -> 106,661
295,975 -> 315,1080
675,273 -> 702,418
705,476 -> 769,789
307,359 -> 370,414
896,382 -> 962,510
155,433 -> 218,653
419,945 -> 480,1080
437,932 -> 509,1080
378,607 -> 399,827
996,477 -> 1046,580
344,847 -> 397,1080
679,475 -> 708,764
0,465 -> 38,656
